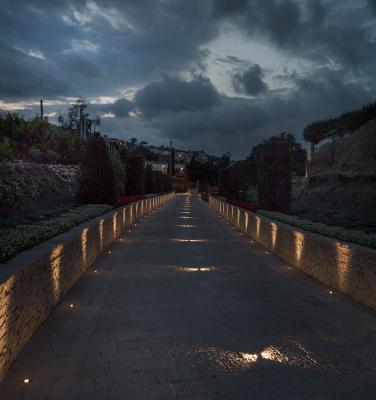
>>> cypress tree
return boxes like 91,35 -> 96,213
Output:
257,137 -> 291,212
78,133 -> 117,205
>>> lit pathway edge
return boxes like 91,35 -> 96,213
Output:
0,193 -> 175,381
208,195 -> 376,310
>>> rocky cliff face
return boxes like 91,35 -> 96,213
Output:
291,120 -> 376,232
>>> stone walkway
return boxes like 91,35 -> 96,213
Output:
2,195 -> 376,399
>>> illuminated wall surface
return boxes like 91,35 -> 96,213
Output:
209,196 -> 376,310
0,193 -> 174,381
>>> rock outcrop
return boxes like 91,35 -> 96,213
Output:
291,120 -> 376,232
0,161 -> 79,218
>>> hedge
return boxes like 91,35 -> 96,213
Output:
0,204 -> 113,263
258,210 -> 376,250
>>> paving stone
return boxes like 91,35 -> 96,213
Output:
1,195 -> 376,399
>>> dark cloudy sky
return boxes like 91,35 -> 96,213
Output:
1,0 -> 376,158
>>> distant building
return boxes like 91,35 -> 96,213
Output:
146,161 -> 168,175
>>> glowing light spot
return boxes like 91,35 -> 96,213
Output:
256,216 -> 261,239
294,231 -> 305,264
108,251 -> 112,254
271,222 -> 278,249
240,353 -> 258,363
335,242 -> 352,290
81,228 -> 88,265
50,244 -> 64,302
23,378 -> 31,384
178,266 -> 215,272
69,304 -> 75,308
260,346 -> 289,363
172,239 -> 212,243
329,290 -> 333,295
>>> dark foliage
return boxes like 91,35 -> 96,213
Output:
145,164 -> 156,194
78,133 -> 117,205
218,168 -> 230,197
154,171 -> 171,193
257,136 -> 291,212
304,101 -> 376,144
125,154 -> 145,195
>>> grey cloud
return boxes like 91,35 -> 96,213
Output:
135,75 -> 220,118
136,71 -> 373,158
0,43 -> 70,99
0,0 -> 219,101
232,64 -> 268,95
369,0 -> 376,13
109,98 -> 134,118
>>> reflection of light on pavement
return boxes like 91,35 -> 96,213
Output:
260,346 -> 289,363
172,239 -> 212,243
240,353 -> 258,363
178,266 -> 215,272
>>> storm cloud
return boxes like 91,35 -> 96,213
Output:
1,0 -> 376,157
232,64 -> 268,96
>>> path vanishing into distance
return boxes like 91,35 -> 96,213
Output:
2,195 -> 376,399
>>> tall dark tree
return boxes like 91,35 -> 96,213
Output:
145,164 -> 156,194
218,168 -> 230,197
78,133 -> 117,205
125,154 -> 145,195
257,136 -> 291,212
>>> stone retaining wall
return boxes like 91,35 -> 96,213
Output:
209,196 -> 376,310
0,193 -> 174,381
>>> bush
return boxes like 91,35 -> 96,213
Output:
0,137 -> 14,160
303,101 -> 376,144
126,154 -> 145,195
0,204 -> 113,263
258,210 -> 376,249
257,137 -> 291,212
78,133 -> 117,205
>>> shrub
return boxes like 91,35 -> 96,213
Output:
303,101 -> 376,144
0,137 -> 14,160
78,133 -> 117,205
258,210 -> 376,249
0,204 -> 113,263
125,154 -> 145,195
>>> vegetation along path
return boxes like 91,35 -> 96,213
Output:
2,195 -> 376,399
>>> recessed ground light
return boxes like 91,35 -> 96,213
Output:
108,251 -> 112,254
23,378 -> 31,384
265,251 -> 269,254
69,304 -> 75,308
329,290 -> 333,295
94,270 -> 98,273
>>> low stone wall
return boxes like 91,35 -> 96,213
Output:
209,196 -> 376,310
0,193 -> 174,381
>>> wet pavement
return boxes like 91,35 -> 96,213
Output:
2,194 -> 376,399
